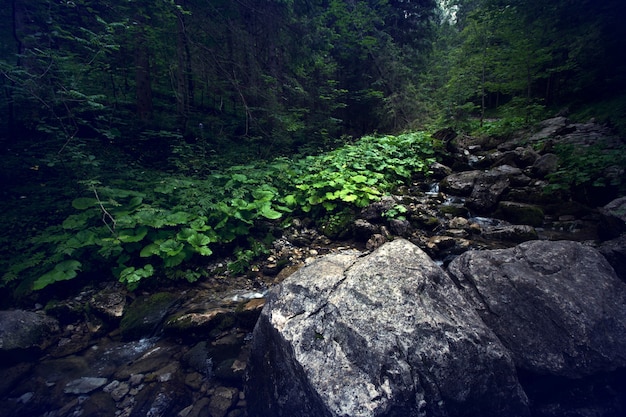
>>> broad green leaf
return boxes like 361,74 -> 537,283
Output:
188,232 -> 211,247
259,205 -> 282,220
62,213 -> 91,229
117,226 -> 148,243
160,239 -> 184,256
140,243 -> 161,257
72,197 -> 98,210
33,260 -> 82,290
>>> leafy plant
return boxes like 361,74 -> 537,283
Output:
3,131 -> 438,293
546,142 -> 626,195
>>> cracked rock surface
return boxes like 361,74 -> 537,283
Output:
246,239 -> 530,417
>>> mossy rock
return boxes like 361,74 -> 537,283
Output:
119,292 -> 178,341
495,201 -> 544,227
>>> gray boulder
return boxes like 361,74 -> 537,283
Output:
447,240 -> 626,378
246,240 -> 529,417
0,310 -> 59,354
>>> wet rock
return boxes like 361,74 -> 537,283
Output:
120,292 -> 179,341
0,310 -> 59,356
90,283 -> 127,321
480,224 -> 538,243
209,386 -> 239,417
64,376 -> 108,394
466,169 -> 511,213
495,201 -> 544,227
448,240 -> 626,377
165,308 -> 234,339
440,170 -> 481,196
429,161 -> 453,179
247,240 -> 529,417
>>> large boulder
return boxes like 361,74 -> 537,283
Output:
447,240 -> 626,377
0,310 -> 59,356
246,240 -> 529,417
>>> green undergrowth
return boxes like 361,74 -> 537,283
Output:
2,132 -> 437,295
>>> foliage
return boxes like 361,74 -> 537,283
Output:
1,132 -> 437,293
284,132 -> 437,213
546,142 -> 626,195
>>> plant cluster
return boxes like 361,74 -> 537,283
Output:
546,142 -> 626,197
2,132 -> 437,294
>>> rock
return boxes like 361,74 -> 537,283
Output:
598,234 -> 626,282
165,308 -> 234,339
531,153 -> 559,178
360,196 -> 400,221
90,283 -> 127,320
480,225 -> 538,243
246,240 -> 529,417
209,386 -> 239,417
598,196 -> 626,239
528,117 -> 569,142
120,292 -> 179,341
440,170 -> 481,196
448,240 -> 626,378
495,201 -> 544,227
466,169 -> 511,213
428,162 -> 453,179
0,310 -> 59,355
64,376 -> 108,394
353,219 -> 380,241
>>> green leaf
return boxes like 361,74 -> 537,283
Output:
164,211 -> 193,226
33,260 -> 82,290
187,232 -> 211,247
62,213 -> 91,229
140,243 -> 161,257
119,264 -> 154,288
72,197 -> 98,210
259,204 -> 283,220
159,239 -> 184,256
117,226 -> 148,243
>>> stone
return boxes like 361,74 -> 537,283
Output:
0,310 -> 59,354
428,162 -> 453,179
495,201 -> 544,227
448,240 -> 626,378
64,376 -> 108,394
209,386 -> 239,417
90,283 -> 127,320
466,166 -> 521,213
598,196 -> 626,239
246,240 -> 529,417
480,225 -> 538,243
440,170 -> 481,196
531,153 -> 559,178
598,234 -> 626,283
119,292 -> 178,341
353,219 -> 380,241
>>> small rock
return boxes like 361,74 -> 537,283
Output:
209,386 -> 239,417
64,377 -> 108,394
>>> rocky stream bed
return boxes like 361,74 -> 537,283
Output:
1,117 -> 626,417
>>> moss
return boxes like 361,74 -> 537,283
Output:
119,292 -> 177,341
495,202 -> 544,227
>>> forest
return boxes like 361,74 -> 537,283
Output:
1,0 -> 626,301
